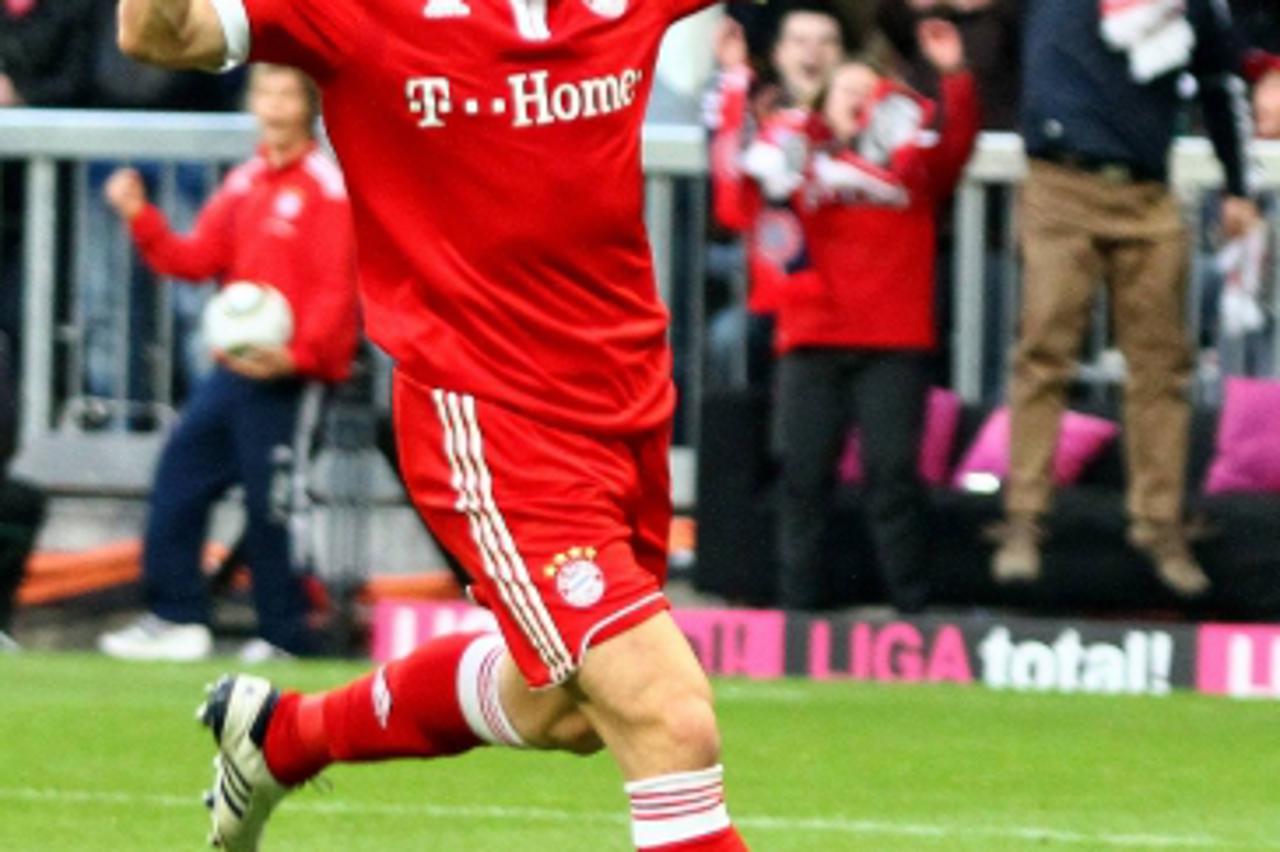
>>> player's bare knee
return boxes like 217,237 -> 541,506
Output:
657,692 -> 721,767
625,681 -> 719,769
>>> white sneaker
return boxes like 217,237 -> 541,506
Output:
98,614 -> 213,662
238,639 -> 295,665
197,674 -> 291,850
0,630 -> 20,654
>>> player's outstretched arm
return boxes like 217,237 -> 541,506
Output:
117,0 -> 227,70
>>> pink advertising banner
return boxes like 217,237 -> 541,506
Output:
1196,624 -> 1280,699
371,601 -> 1278,701
371,601 -> 786,678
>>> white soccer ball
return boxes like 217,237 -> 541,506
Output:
202,281 -> 294,355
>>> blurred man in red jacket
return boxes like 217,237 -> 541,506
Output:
706,6 -> 848,388
763,19 -> 979,611
97,64 -> 359,662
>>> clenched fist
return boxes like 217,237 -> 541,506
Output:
713,17 -> 749,72
918,18 -> 966,76
104,168 -> 149,222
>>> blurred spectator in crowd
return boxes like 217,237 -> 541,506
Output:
876,0 -> 1023,131
877,0 -> 1023,400
0,0 -> 93,108
1255,65 -> 1280,139
760,19 -> 979,611
97,65 -> 359,662
723,0 -> 878,75
706,4 -> 849,389
1197,63 -> 1280,379
994,0 -> 1257,596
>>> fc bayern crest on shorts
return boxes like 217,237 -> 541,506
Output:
582,0 -> 627,19
546,547 -> 606,609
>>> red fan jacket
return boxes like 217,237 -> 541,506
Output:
776,71 -> 980,353
129,142 -> 360,383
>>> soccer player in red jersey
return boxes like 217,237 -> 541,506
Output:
116,0 -> 750,849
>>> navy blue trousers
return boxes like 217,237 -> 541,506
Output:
144,368 -> 317,655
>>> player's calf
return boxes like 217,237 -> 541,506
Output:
574,613 -> 749,850
261,632 -> 523,785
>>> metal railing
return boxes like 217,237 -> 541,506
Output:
2,110 -> 1278,496
0,110 -> 709,455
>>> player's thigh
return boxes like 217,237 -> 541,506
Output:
572,610 -> 719,779
391,372 -> 669,690
495,654 -> 601,754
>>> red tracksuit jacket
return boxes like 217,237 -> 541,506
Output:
129,142 -> 360,383
776,71 -> 980,354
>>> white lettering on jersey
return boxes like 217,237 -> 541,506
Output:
508,0 -> 551,41
405,70 -> 643,130
509,69 -> 643,128
406,77 -> 453,128
423,0 -> 471,18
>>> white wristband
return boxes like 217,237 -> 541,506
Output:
209,0 -> 251,71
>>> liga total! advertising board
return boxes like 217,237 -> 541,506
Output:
371,601 -> 1277,700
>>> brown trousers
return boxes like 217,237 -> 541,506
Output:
1007,160 -> 1193,523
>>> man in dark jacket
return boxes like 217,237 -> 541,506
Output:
995,0 -> 1258,595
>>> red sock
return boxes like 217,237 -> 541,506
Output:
627,765 -> 748,851
265,632 -> 519,785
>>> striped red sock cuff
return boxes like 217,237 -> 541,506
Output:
626,765 -> 734,850
456,633 -> 526,748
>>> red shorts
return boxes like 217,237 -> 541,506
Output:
393,371 -> 673,688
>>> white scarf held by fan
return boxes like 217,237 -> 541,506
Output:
1100,0 -> 1196,83
1216,221 -> 1269,338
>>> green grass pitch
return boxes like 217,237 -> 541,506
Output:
2,653 -> 1277,850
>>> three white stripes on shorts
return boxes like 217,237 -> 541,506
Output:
431,389 -> 576,684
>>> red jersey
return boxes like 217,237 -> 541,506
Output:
214,0 -> 714,435
130,143 -> 360,383
708,67 -> 808,315
776,72 -> 980,354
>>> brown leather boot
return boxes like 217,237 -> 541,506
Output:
992,512 -> 1043,584
1128,520 -> 1211,598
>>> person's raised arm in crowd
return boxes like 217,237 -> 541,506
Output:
1188,0 -> 1261,238
104,167 -> 236,281
903,17 -> 980,197
707,17 -> 757,232
706,9 -> 845,230
805,19 -> 979,208
874,0 -> 1022,130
